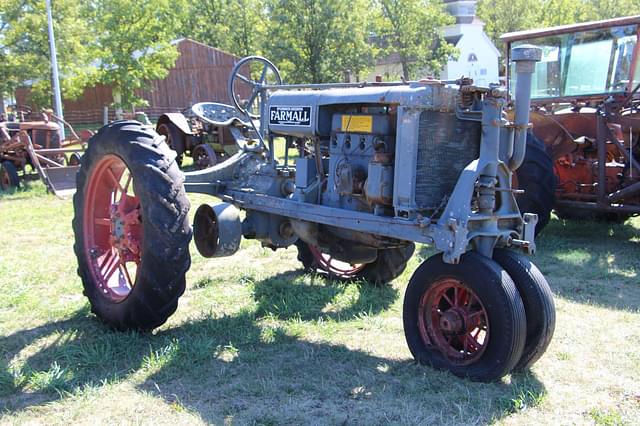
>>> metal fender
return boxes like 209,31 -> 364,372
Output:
156,112 -> 193,135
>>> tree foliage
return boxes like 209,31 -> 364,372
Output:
0,0 -> 95,107
84,0 -> 185,109
374,0 -> 456,80
264,0 -> 375,84
478,0 -> 640,52
183,0 -> 266,58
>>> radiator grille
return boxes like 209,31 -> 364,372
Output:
415,111 -> 481,211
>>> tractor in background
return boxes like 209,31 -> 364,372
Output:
1,105 -> 89,196
503,15 -> 640,228
155,103 -> 247,169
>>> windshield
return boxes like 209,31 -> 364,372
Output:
510,24 -> 639,99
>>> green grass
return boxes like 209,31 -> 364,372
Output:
0,185 -> 639,425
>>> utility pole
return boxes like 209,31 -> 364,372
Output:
46,0 -> 65,139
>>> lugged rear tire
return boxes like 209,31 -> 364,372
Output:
72,121 -> 192,331
493,249 -> 555,372
515,132 -> 556,235
296,241 -> 415,285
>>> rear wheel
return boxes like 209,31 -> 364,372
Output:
0,161 -> 20,190
493,249 -> 555,372
296,241 -> 414,285
72,121 -> 192,331
403,252 -> 526,382
515,132 -> 556,235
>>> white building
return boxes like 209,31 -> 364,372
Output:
440,0 -> 500,86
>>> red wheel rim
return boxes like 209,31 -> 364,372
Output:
83,155 -> 142,302
418,278 -> 489,365
308,245 -> 365,279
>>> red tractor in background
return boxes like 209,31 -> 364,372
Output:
0,105 -> 89,196
503,15 -> 640,229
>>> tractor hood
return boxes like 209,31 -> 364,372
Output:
266,83 -> 459,138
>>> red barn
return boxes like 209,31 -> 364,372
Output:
16,39 -> 243,124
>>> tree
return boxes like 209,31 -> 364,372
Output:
374,0 -> 456,81
476,0 -> 543,51
264,0 -> 375,84
183,0 -> 266,58
478,0 -> 640,51
84,0 -> 186,109
582,0 -> 640,20
0,0 -> 95,108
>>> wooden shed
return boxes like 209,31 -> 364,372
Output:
16,39 -> 243,124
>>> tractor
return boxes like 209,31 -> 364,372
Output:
71,47 -> 555,382
1,105 -> 88,196
155,103 -> 247,169
503,15 -> 640,228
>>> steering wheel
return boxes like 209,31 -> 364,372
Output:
9,104 -> 33,118
227,56 -> 281,118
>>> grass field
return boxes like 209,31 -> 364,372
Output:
1,181 -> 639,425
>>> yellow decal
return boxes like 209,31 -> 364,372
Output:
341,115 -> 373,133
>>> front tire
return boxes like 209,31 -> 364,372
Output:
0,161 -> 20,190
403,252 -> 526,382
493,249 -> 555,372
72,121 -> 192,331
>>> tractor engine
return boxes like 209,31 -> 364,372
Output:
264,86 -> 486,263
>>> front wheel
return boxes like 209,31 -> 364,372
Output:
0,161 -> 20,190
72,121 -> 192,331
493,249 -> 555,372
403,252 -> 526,382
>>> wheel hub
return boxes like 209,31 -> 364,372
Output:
109,202 -> 141,261
439,309 -> 465,334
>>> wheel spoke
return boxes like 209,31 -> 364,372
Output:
121,262 -> 134,288
95,217 -> 111,226
442,292 -> 454,308
120,174 -> 132,201
236,74 -> 253,85
106,166 -> 124,193
259,64 -> 269,84
468,309 -> 484,320
245,90 -> 259,111
102,254 -> 121,281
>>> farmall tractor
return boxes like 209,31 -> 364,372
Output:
503,16 -> 640,227
71,47 -> 555,382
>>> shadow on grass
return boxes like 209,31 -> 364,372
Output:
1,288 -> 546,424
252,270 -> 399,321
